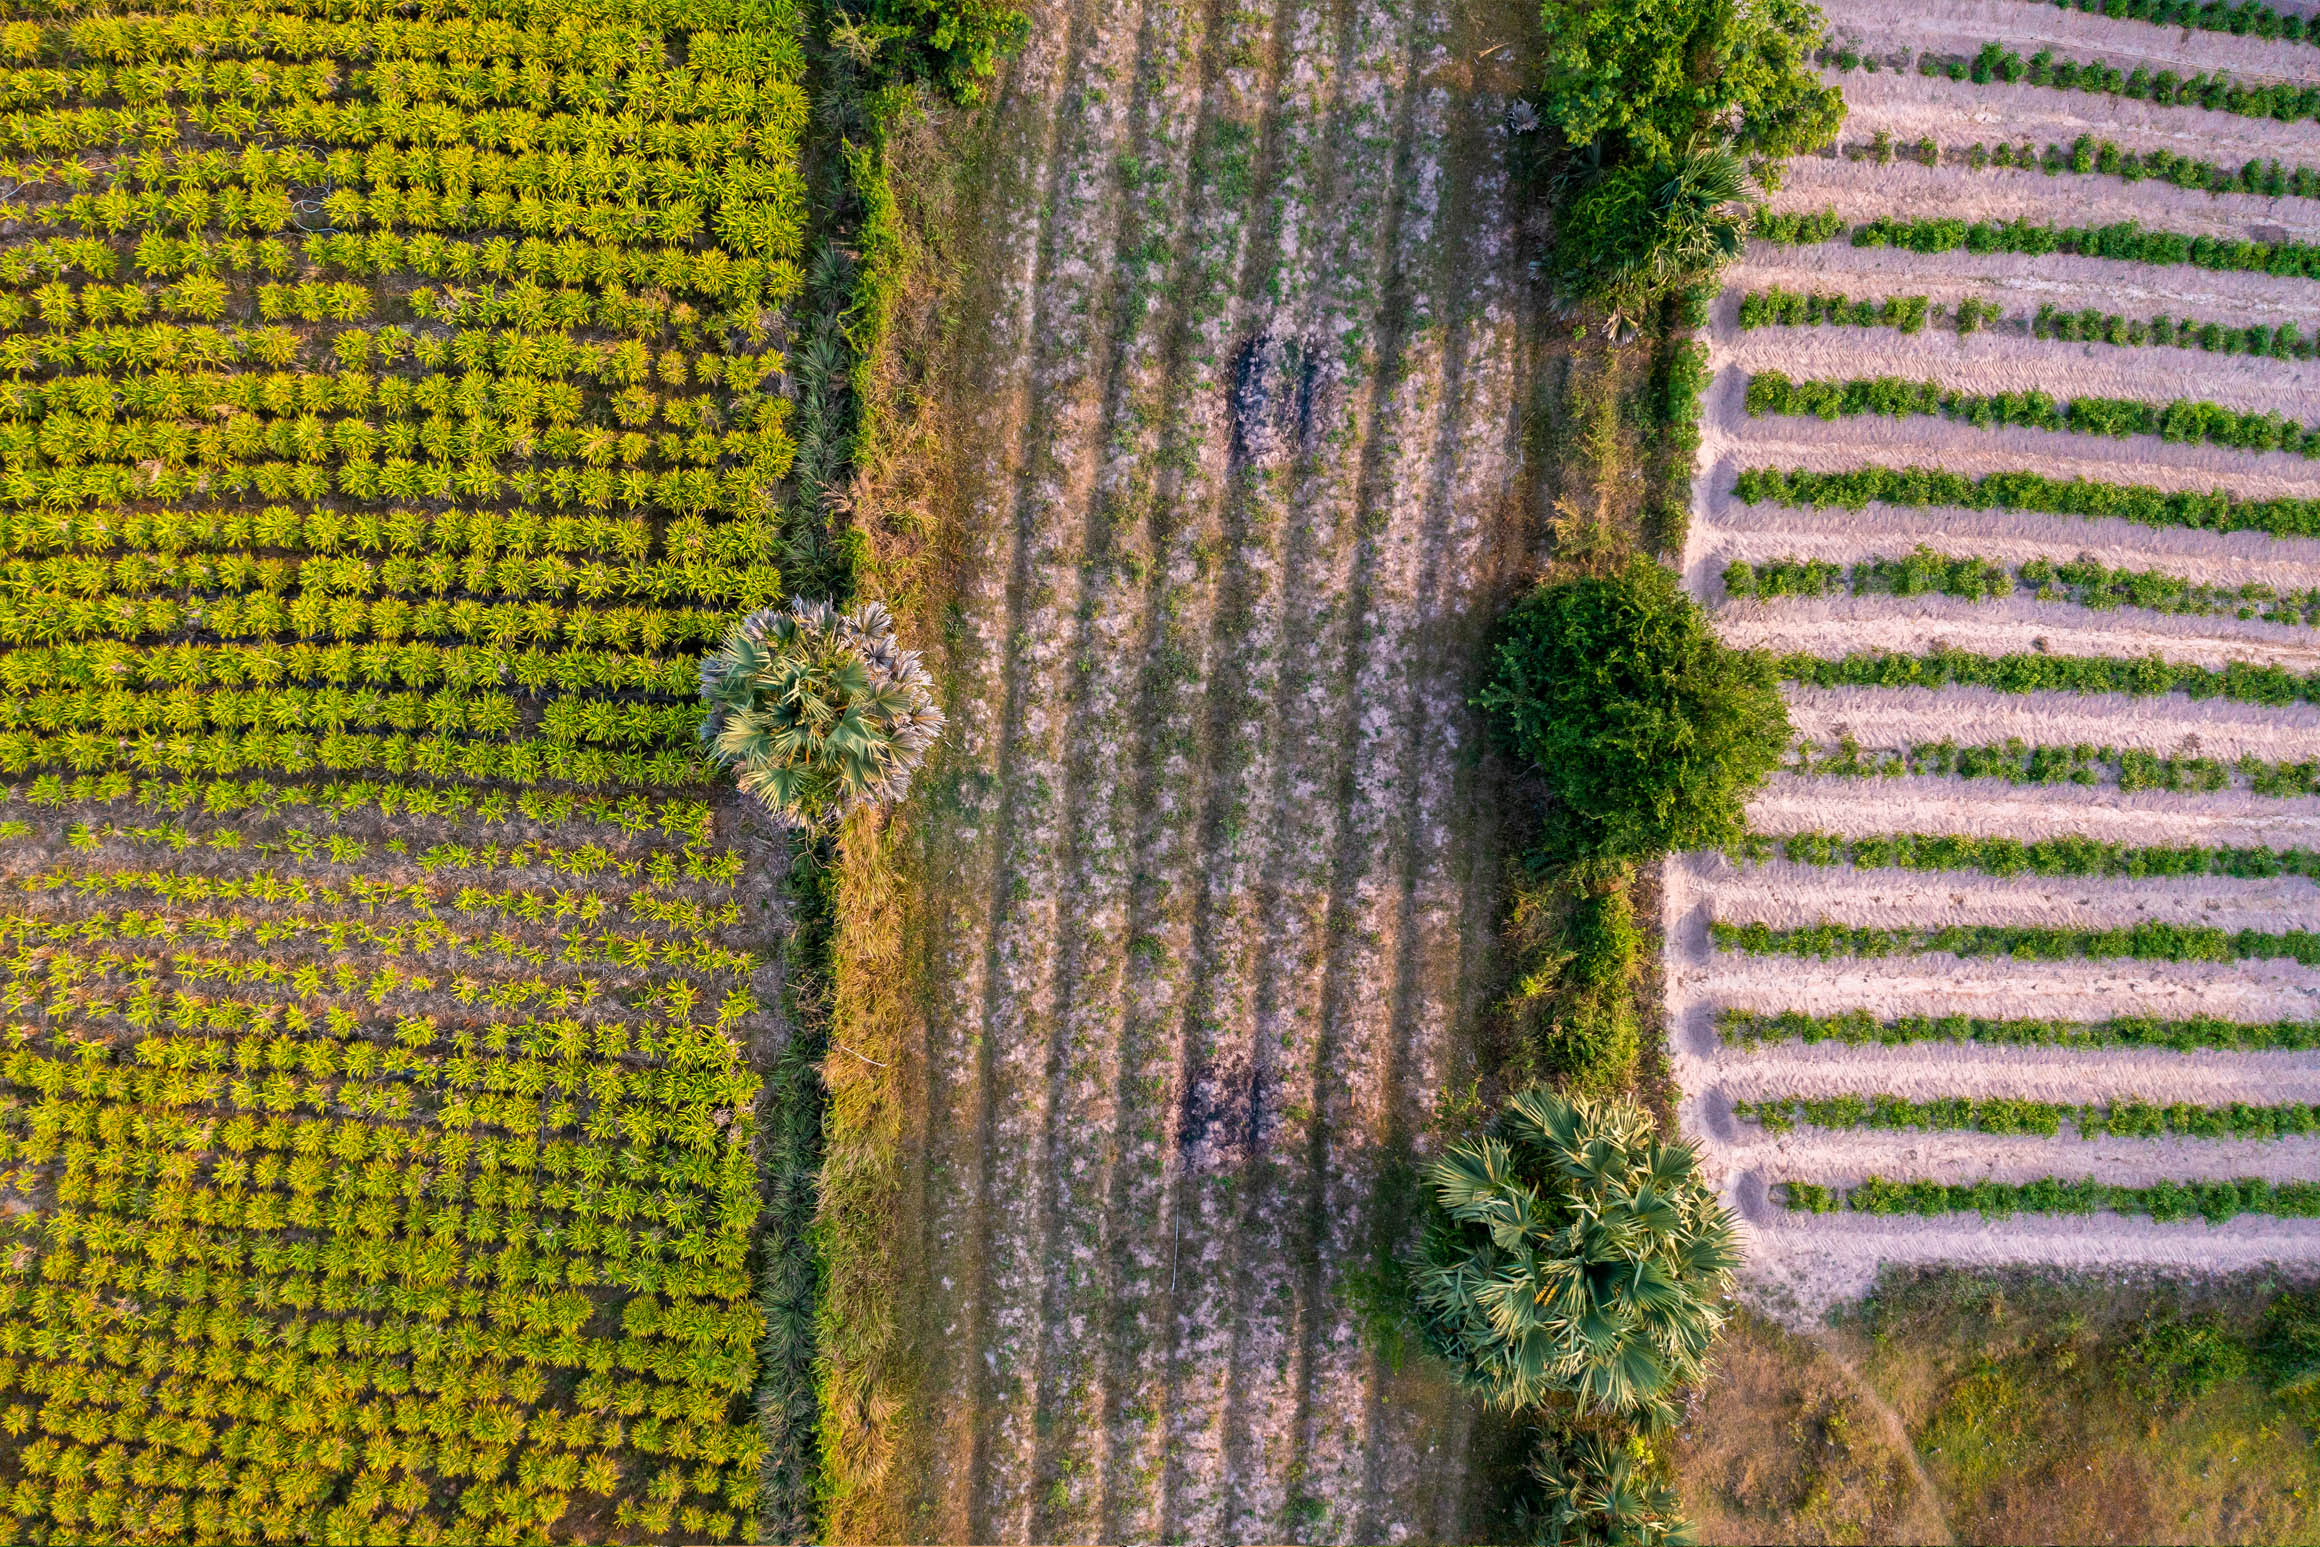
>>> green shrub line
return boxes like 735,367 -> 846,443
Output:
1712,917 -> 2320,965
1719,1005 -> 2320,1051
1792,737 -> 2320,796
1736,287 -> 2010,336
1751,207 -> 2320,281
1918,43 -> 2320,124
1731,827 -> 2320,885
1740,1092 -> 2320,1139
1782,1175 -> 2320,1222
2027,0 -> 2317,48
1744,371 -> 2320,456
1736,464 -> 2320,540
2034,303 -> 2317,358
1730,549 -> 2320,626
1958,133 -> 2320,201
1780,647 -> 2320,710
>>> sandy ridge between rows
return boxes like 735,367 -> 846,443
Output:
1727,1126 -> 2320,1186
1772,153 -> 2320,241
1684,848 -> 2320,931
1833,62 -> 2320,157
1815,0 -> 2320,84
1734,237 -> 2320,315
1739,1212 -> 2320,1317
1712,1038 -> 2320,1103
1783,681 -> 2320,758
1718,413 -> 2320,494
1700,506 -> 2320,592
1716,592 -> 2320,668
1747,772 -> 2320,843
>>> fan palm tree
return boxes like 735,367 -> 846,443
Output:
1520,1428 -> 1693,1547
698,599 -> 943,829
1559,143 -> 1755,341
1412,1087 -> 1738,1424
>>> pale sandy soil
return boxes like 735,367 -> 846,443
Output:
1716,1039 -> 2320,1104
1834,66 -> 2320,162
1816,0 -> 2320,85
1785,682 -> 2320,760
1737,238 -> 2320,319
1771,153 -> 2320,240
883,0 -> 1534,1540
1747,771 -> 2320,844
1718,594 -> 2320,669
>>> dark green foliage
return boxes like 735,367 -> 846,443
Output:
1545,886 -> 1642,1093
844,0 -> 1027,102
1479,560 -> 1789,863
1950,41 -> 2320,122
2042,0 -> 2312,47
1743,372 -> 2320,455
1731,826 -> 2320,885
1779,645 -> 2320,710
2034,304 -> 2315,358
1518,1427 -> 1695,1547
1736,287 -> 1928,331
1799,1175 -> 2320,1222
1537,0 -> 1843,164
2118,1315 -> 2253,1406
1789,735 -> 2320,797
1555,147 -> 1753,316
2256,1291 -> 2320,1400
1752,209 -> 2320,279
1719,1006 -> 2320,1051
1737,464 -> 2320,539
1736,1091 -> 2320,1140
1414,1089 -> 1738,1423
1714,917 -> 2320,966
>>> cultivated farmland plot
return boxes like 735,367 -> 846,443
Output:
1675,0 -> 2320,1315
878,0 -> 1538,1540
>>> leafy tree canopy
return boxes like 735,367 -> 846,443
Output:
1478,559 -> 1789,864
1539,0 -> 1843,166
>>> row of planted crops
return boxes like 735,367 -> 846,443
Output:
0,0 -> 818,1540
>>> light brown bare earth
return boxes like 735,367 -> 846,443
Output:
877,0 -> 1544,1541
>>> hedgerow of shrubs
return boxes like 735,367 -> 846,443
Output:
1731,827 -> 2320,885
1791,736 -> 2320,797
1787,1176 -> 2320,1222
1779,647 -> 2320,710
1713,917 -> 2320,965
1753,208 -> 2320,280
1729,547 -> 2320,625
1719,1006 -> 2320,1051
1740,1091 -> 2320,1140
2032,0 -> 2316,47
1935,42 -> 2320,122
1736,465 -> 2320,539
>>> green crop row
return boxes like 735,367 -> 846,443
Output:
1899,43 -> 2320,122
1735,464 -> 2320,538
1718,1006 -> 2320,1051
1732,828 -> 2320,885
1783,1175 -> 2320,1223
1741,1092 -> 2320,1140
1966,134 -> 2320,201
1743,371 -> 2320,456
2027,0 -> 2316,47
1791,737 -> 2320,796
5,773 -> 712,840
1713,917 -> 2320,965
1729,548 -> 2320,625
2034,304 -> 2316,359
1752,208 -> 2320,281
1780,646 -> 2320,708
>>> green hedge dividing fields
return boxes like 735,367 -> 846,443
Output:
1784,1176 -> 2320,1221
1713,918 -> 2320,964
1718,1006 -> 2320,1050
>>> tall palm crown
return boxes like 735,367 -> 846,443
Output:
699,599 -> 944,828
1413,1087 -> 1739,1424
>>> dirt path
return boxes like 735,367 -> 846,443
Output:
886,0 -> 1540,1540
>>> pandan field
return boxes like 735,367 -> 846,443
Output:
0,0 -> 2317,1544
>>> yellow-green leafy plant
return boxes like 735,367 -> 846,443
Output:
698,599 -> 942,828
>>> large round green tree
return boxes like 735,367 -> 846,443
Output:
699,599 -> 944,829
1413,1087 -> 1739,1424
1478,558 -> 1788,864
